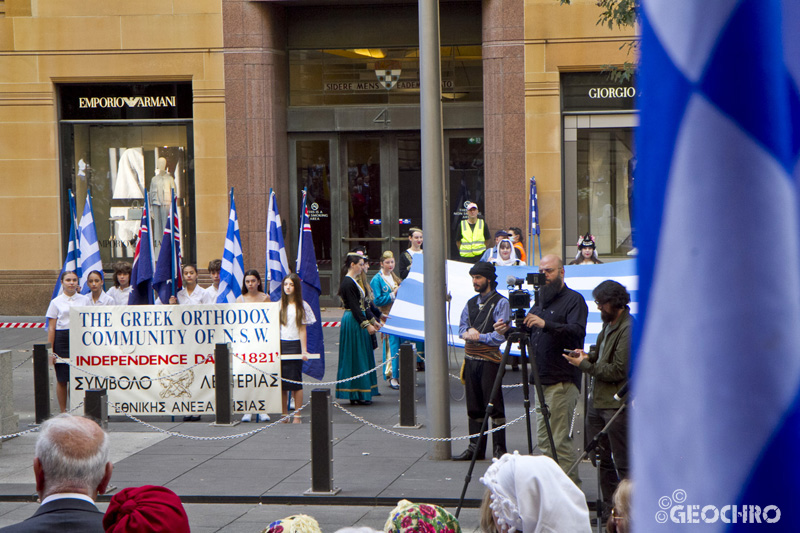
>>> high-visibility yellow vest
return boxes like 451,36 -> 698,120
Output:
459,219 -> 487,257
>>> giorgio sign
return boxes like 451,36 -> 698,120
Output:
60,82 -> 192,120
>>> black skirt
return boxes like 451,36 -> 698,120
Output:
280,339 -> 303,392
53,329 -> 70,383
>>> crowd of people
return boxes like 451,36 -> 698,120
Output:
39,206 -> 634,531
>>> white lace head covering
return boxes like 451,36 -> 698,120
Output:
480,452 -> 592,533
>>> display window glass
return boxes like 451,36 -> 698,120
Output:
60,123 -> 194,268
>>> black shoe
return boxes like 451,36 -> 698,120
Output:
493,447 -> 508,459
453,448 -> 484,461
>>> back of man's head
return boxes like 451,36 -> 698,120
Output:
35,414 -> 110,497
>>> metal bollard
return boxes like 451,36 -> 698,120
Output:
305,388 -> 340,495
33,344 -> 51,425
395,342 -> 421,429
213,343 -> 237,426
84,389 -> 108,429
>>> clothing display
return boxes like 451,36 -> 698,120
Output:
335,275 -> 379,402
112,147 -> 145,199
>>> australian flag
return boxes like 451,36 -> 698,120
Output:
153,191 -> 181,304
297,189 -> 325,380
128,192 -> 155,305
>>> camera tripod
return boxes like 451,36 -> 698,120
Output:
454,312 -> 559,517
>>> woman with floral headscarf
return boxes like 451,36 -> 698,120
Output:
384,499 -> 462,533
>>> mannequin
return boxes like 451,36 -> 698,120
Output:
150,157 -> 176,244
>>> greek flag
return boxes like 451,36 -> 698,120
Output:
633,0 -> 800,527
266,189 -> 290,301
78,192 -> 103,294
217,188 -> 245,303
381,257 -> 636,353
529,176 -> 540,236
51,190 -> 80,301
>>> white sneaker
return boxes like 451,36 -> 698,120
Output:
289,398 -> 295,410
258,413 -> 270,422
241,414 -> 252,423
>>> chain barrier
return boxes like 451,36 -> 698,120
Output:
12,353 -> 34,371
0,402 -> 84,440
117,400 -> 311,441
413,353 -> 523,389
241,356 -> 395,387
332,400 -> 531,442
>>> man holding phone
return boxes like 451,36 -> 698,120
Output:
563,280 -> 631,521
495,254 -> 587,486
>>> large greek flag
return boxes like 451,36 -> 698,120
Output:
633,0 -> 800,528
216,188 -> 245,303
381,257 -> 637,353
266,189 -> 290,301
78,192 -> 103,294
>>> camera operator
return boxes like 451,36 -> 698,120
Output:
453,262 -> 510,461
563,280 -> 631,522
494,254 -> 587,486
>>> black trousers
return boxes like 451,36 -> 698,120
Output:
587,404 -> 629,515
463,357 -> 507,456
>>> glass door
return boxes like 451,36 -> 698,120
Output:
342,138 -> 386,264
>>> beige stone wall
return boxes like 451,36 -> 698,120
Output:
524,0 -> 636,258
0,0 -> 227,315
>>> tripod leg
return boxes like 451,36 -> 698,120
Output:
455,347 -> 509,518
517,339 -> 534,455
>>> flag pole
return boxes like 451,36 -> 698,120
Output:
170,189 -> 177,297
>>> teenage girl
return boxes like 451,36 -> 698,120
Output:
107,262 -> 132,305
86,270 -> 114,306
279,273 -> 316,423
46,271 -> 90,412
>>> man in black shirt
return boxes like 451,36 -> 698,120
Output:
495,254 -> 587,486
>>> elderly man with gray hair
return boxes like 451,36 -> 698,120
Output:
0,414 -> 113,532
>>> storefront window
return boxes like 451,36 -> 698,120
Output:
58,83 -> 194,268
290,46 -> 482,106
575,129 -> 634,255
296,140 -> 332,269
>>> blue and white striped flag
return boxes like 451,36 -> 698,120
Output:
78,192 -> 103,294
529,176 -> 540,236
51,190 -> 81,301
633,0 -> 800,527
217,188 -> 245,303
381,257 -> 636,353
266,189 -> 290,301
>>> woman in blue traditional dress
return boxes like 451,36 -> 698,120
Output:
336,253 -> 381,405
370,250 -> 402,390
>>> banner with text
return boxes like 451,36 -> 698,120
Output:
69,304 -> 281,416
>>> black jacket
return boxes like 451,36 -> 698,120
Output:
528,283 -> 588,388
0,498 -> 104,532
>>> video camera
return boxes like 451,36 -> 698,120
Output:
507,272 -> 547,324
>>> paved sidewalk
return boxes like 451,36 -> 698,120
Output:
0,310 -> 599,531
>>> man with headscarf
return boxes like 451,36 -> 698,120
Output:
453,261 -> 510,461
0,414 -> 113,532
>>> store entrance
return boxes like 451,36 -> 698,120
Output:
290,130 -> 483,304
